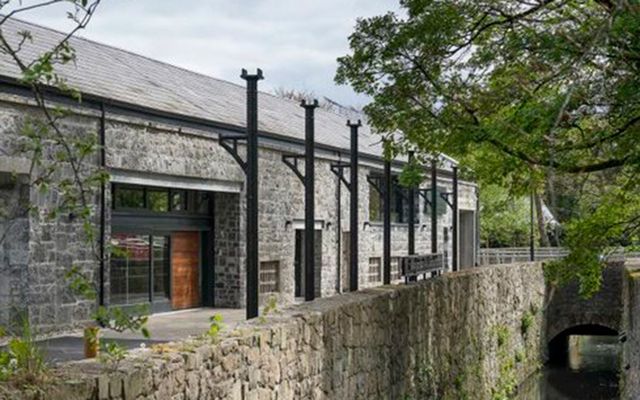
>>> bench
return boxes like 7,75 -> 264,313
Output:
400,253 -> 445,280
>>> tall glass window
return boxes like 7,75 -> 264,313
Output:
110,234 -> 150,305
152,236 -> 170,302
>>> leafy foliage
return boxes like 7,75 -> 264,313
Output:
93,305 -> 150,339
98,341 -> 127,370
0,318 -> 46,384
337,0 -> 640,295
0,4 -> 154,379
206,314 -> 225,342
480,184 -> 531,247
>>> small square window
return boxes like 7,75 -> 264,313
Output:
114,186 -> 144,209
368,257 -> 382,283
171,190 -> 187,211
195,192 -> 210,214
148,190 -> 169,212
259,261 -> 280,294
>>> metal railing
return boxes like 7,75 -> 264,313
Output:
478,247 -> 568,265
479,247 -> 640,266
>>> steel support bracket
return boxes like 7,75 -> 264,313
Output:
418,188 -> 433,207
439,191 -> 454,209
219,133 -> 248,171
366,175 -> 383,195
282,153 -> 306,183
330,162 -> 352,191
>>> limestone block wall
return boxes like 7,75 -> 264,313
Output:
545,261 -> 624,343
0,93 -> 478,332
0,175 -> 29,330
6,262 -> 547,400
621,260 -> 640,399
0,100 -> 100,333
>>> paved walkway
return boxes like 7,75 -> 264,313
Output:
17,308 -> 245,364
101,307 -> 246,341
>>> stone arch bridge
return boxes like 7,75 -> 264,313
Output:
545,261 -> 625,353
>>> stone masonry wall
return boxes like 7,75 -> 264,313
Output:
0,174 -> 29,330
0,100 -> 100,333
621,260 -> 640,399
213,192 -> 243,308
6,262 -> 547,400
0,94 -> 478,332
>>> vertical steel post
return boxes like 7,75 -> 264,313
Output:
530,191 -> 535,262
383,156 -> 392,285
348,120 -> 361,291
408,151 -> 416,256
241,68 -> 263,319
431,160 -> 438,254
452,166 -> 459,271
302,100 -> 318,301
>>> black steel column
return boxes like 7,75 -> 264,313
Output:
431,160 -> 438,254
408,151 -> 416,256
348,120 -> 361,291
452,166 -> 459,271
383,157 -> 392,285
530,191 -> 535,261
242,68 -> 263,319
302,100 -> 318,301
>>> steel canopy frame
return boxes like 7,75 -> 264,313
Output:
418,161 -> 459,271
218,68 -> 263,319
281,99 -> 319,301
330,120 -> 361,292
431,160 -> 438,256
452,166 -> 459,271
366,169 -> 392,285
408,151 -> 417,282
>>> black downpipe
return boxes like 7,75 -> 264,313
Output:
348,120 -> 361,291
383,157 -> 392,285
452,166 -> 459,271
241,68 -> 263,319
431,160 -> 438,254
302,100 -> 318,301
99,102 -> 106,306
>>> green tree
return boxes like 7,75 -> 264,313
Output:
0,2 -> 149,379
479,184 -> 531,248
336,0 -> 640,296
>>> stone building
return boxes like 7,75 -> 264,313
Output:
0,19 -> 478,332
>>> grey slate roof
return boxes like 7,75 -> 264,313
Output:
0,18 -> 391,158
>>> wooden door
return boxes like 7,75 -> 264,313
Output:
171,231 -> 200,309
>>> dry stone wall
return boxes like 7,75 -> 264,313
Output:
5,262 -> 547,400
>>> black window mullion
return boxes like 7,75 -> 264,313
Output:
149,234 -> 154,303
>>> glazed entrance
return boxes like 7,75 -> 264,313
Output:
109,183 -> 213,312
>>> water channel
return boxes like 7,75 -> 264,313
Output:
515,335 -> 620,399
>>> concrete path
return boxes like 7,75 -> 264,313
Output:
100,307 -> 246,341
12,308 -> 246,364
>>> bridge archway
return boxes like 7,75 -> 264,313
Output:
547,323 -> 619,363
544,262 -> 624,349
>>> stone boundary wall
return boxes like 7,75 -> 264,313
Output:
621,260 -> 640,399
3,262 -> 546,400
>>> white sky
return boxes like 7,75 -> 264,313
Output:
10,0 -> 400,108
